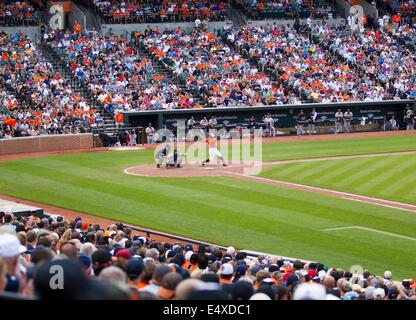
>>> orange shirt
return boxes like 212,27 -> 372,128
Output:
206,138 -> 216,148
115,113 -> 124,123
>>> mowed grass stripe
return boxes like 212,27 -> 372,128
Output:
260,153 -> 416,205
338,156 -> 403,190
184,176 -> 416,237
260,135 -> 416,162
363,156 -> 416,194
294,157 -> 367,183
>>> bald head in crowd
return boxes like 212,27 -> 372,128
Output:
59,242 -> 78,260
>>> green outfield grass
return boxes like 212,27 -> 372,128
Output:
259,152 -> 416,206
1,134 -> 416,279
187,134 -> 416,162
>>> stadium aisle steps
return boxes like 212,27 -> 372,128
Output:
40,39 -> 117,130
135,39 -> 206,107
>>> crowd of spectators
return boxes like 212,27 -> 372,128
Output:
142,26 -> 302,106
0,0 -> 43,26
316,21 -> 416,100
83,0 -> 228,24
0,31 -> 103,138
223,16 -> 416,103
46,28 -> 198,112
0,209 -> 415,300
233,0 -> 337,20
225,23 -> 372,103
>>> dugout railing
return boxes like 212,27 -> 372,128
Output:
121,223 -> 315,263
92,126 -> 145,147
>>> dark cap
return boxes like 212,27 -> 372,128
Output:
231,280 -> 254,300
286,273 -> 299,286
126,257 -> 145,279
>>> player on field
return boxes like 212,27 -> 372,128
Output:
201,134 -> 228,167
165,148 -> 186,168
155,144 -> 171,168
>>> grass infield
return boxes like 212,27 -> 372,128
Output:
1,134 -> 416,279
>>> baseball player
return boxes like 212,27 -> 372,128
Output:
155,144 -> 171,168
297,110 -> 306,135
145,123 -> 155,144
343,109 -> 353,133
335,109 -> 343,134
263,113 -> 276,137
308,108 -> 318,135
201,134 -> 228,167
165,148 -> 186,169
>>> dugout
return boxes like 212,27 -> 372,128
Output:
123,100 -> 416,137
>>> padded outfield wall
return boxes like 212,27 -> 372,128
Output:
0,133 -> 93,156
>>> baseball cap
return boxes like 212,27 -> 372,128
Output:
231,280 -> 254,300
373,288 -> 386,300
269,264 -> 279,273
184,244 -> 193,252
250,293 -> 271,300
115,249 -> 131,260
365,286 -> 376,300
126,257 -> 144,279
250,265 -> 261,276
78,254 -> 92,269
286,273 -> 299,286
220,263 -> 234,276
235,264 -> 248,276
184,250 -> 193,262
293,283 -> 327,300
384,270 -> 392,279
200,273 -> 220,283
0,233 -> 27,258
208,254 -> 217,264
388,288 -> 398,300
342,291 -> 360,300
227,247 -> 236,255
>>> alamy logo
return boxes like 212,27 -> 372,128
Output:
49,4 -> 64,29
349,5 -> 365,29
153,120 -> 263,175
49,265 -> 64,290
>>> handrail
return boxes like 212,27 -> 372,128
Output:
122,223 -> 315,262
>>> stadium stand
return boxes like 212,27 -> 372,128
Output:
0,0 -> 44,26
45,28 -> 198,112
82,0 -> 228,24
0,31 -> 103,138
140,26 -> 298,107
0,211 -> 414,300
232,0 -> 337,20
0,0 -> 416,302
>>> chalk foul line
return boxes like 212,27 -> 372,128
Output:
323,226 -> 416,241
219,170 -> 416,213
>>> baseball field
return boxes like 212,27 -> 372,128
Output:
1,131 -> 416,280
